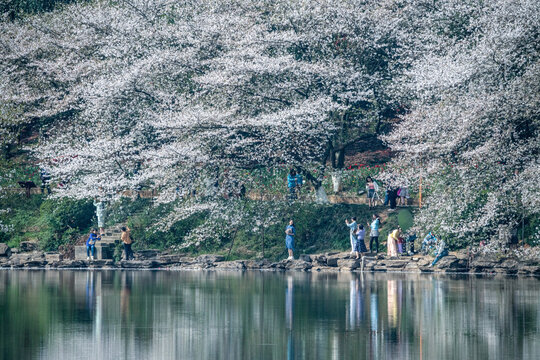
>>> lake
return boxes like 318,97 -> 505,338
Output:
0,270 -> 539,360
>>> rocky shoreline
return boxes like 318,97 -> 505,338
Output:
1,243 -> 539,275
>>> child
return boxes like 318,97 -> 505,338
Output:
354,225 -> 368,259
397,234 -> 404,254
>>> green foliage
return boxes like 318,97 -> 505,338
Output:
378,211 -> 400,252
105,197 -> 153,227
0,193 -> 93,250
523,214 -> 540,246
397,209 -> 414,232
113,242 -> 123,262
37,198 -> 94,250
224,203 -> 398,261
95,197 -> 409,260
246,165 -> 388,195
1,0 -> 85,19
129,211 -> 207,251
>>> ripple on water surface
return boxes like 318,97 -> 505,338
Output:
0,270 -> 539,360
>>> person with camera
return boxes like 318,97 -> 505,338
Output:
121,226 -> 134,261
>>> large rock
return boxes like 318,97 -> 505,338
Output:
384,259 -> 409,269
403,261 -> 421,272
215,261 -> 246,270
45,252 -> 63,263
337,259 -> 360,271
361,259 -> 377,271
288,260 -> 313,271
518,265 -> 540,275
494,259 -> 520,274
24,260 -> 47,267
55,260 -> 87,268
244,259 -> 272,269
431,256 -> 469,272
326,256 -> 340,267
8,251 -> 45,267
313,254 -> 327,266
19,241 -> 38,252
196,254 -> 225,264
0,243 -> 11,257
120,260 -> 162,268
299,254 -> 312,262
470,259 -> 499,273
87,260 -> 116,268
158,254 -> 185,265
135,249 -> 160,260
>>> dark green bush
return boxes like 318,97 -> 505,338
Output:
37,198 -> 94,250
1,0 -> 86,19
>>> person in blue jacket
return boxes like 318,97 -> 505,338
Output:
287,169 -> 298,200
285,220 -> 295,260
86,229 -> 101,261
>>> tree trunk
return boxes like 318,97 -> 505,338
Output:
298,166 -> 329,204
331,148 -> 345,193
261,227 -> 265,258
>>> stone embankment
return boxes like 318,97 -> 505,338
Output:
1,242 -> 539,275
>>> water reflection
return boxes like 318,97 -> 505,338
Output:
0,271 -> 539,360
286,275 -> 294,360
347,275 -> 365,330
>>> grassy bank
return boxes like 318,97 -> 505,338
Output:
121,199 -> 411,261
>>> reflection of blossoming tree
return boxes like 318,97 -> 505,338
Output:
383,0 -> 540,248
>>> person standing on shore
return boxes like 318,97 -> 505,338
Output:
121,226 -> 134,261
354,225 -> 367,259
369,214 -> 380,254
345,217 -> 358,254
387,226 -> 401,258
285,220 -> 295,260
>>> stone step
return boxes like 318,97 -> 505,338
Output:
95,241 -> 118,247
74,245 -> 114,260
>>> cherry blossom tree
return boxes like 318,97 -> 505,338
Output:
1,0 -> 403,201
384,0 -> 540,246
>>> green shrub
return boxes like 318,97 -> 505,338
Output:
37,198 -> 94,251
397,209 -> 414,232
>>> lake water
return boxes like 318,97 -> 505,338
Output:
0,270 -> 539,360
